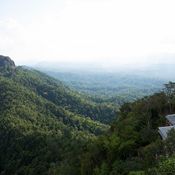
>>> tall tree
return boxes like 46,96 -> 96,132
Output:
164,82 -> 175,112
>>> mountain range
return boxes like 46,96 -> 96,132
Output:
1,55 -> 175,174
0,55 -> 116,174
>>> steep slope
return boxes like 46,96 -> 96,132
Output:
0,56 -> 111,175
11,67 -> 117,124
0,76 -> 107,135
0,55 -> 15,76
80,90 -> 174,174
0,76 -> 100,175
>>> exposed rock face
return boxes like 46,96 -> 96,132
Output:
0,55 -> 15,68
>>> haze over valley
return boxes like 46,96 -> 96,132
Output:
1,0 -> 175,174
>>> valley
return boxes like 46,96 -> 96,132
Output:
0,55 -> 175,175
36,66 -> 165,105
1,0 -> 175,174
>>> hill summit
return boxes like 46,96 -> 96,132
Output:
0,55 -> 15,68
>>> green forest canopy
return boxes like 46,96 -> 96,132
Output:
0,56 -> 175,174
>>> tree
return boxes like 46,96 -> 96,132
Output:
164,82 -> 175,112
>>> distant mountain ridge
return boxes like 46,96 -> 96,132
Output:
39,68 -> 164,103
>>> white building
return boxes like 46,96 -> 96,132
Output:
158,114 -> 175,140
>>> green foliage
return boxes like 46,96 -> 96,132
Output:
129,171 -> 145,175
0,66 -> 113,174
157,157 -> 175,174
0,64 -> 174,175
80,87 -> 174,175
148,157 -> 175,175
147,129 -> 175,174
12,67 -> 117,124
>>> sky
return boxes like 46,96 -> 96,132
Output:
0,0 -> 175,65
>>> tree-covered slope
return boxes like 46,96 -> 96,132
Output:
0,56 -> 112,174
11,67 -> 117,124
0,76 -> 107,135
80,85 -> 175,175
2,55 -> 174,175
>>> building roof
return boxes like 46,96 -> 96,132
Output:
158,126 -> 175,140
165,114 -> 175,125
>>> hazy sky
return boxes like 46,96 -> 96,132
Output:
0,0 -> 175,65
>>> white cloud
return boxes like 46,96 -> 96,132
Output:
0,18 -> 24,54
0,0 -> 175,65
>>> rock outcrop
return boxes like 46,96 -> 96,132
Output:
0,55 -> 15,68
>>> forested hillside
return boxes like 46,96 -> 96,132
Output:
12,68 -> 117,124
80,83 -> 175,175
0,56 -> 114,174
1,55 -> 175,175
